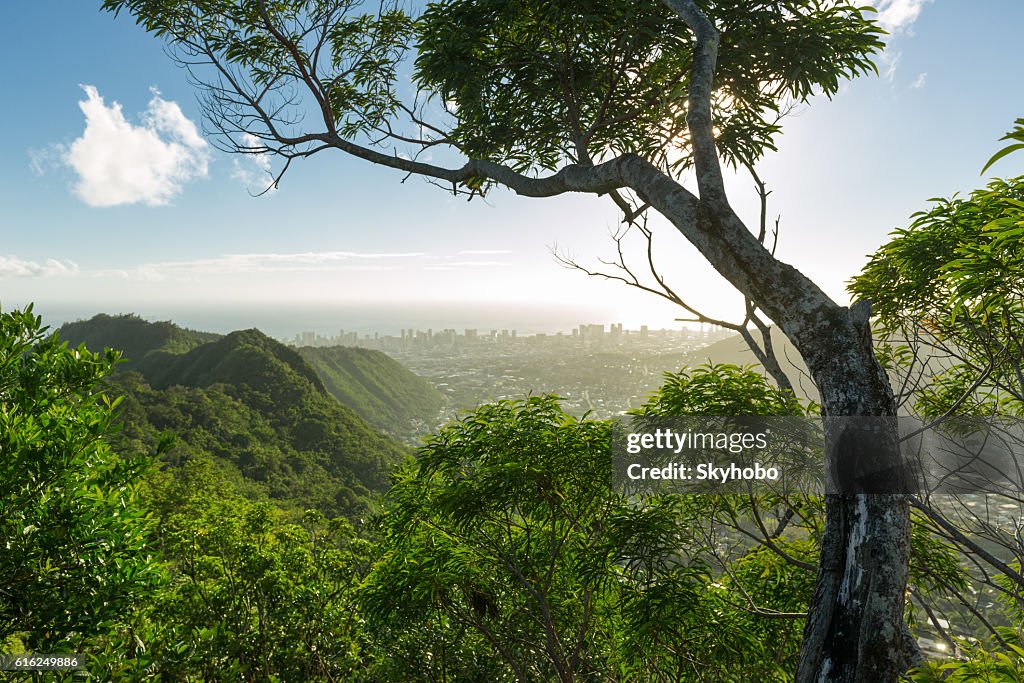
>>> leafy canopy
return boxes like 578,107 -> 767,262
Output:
103,0 -> 885,177
416,0 -> 884,171
982,118 -> 1024,175
363,367 -> 818,681
0,307 -> 161,650
850,177 -> 1024,416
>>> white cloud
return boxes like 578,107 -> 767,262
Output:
231,133 -> 275,193
0,255 -> 78,278
911,72 -> 927,89
871,0 -> 931,83
64,250 -> 515,282
28,146 -> 62,177
61,85 -> 210,207
458,249 -> 513,255
875,0 -> 932,35
109,250 -> 427,280
879,50 -> 901,82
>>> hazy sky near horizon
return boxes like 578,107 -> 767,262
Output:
3,1 -> 1024,330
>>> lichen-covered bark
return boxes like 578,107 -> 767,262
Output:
791,306 -> 911,683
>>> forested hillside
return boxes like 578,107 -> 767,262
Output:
61,314 -> 447,439
60,315 -> 410,517
60,313 -> 220,365
299,345 -> 445,438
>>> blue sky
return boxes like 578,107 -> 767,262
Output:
2,0 -> 1024,332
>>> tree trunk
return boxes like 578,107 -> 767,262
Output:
791,303 -> 912,683
619,150 -> 914,681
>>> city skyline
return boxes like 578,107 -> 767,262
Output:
286,319 -> 722,349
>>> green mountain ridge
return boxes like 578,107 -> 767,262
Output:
299,345 -> 445,438
59,314 -> 413,517
59,313 -> 220,363
60,313 -> 445,439
144,328 -> 328,398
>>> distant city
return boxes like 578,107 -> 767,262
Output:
283,322 -> 734,419
283,322 -> 721,353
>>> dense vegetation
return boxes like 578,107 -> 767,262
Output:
60,315 -> 413,517
60,313 -> 219,366
5,165 -> 1024,680
298,345 -> 445,440
63,313 -> 446,439
2,301 -> 1023,679
0,308 -> 162,655
0,311 -> 975,680
8,303 -> 834,679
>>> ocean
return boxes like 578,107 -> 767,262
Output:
24,300 -> 688,340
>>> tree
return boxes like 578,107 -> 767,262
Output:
363,369 -> 818,682
89,459 -> 372,682
0,306 -> 161,652
849,115 -> 1024,668
851,176 -> 1024,664
101,1 -> 913,679
364,396 -> 628,682
851,177 -> 1024,420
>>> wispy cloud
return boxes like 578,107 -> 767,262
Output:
872,0 -> 932,83
458,249 -> 513,256
25,249 -> 512,281
42,85 -> 210,207
876,0 -> 932,35
911,72 -> 928,89
109,250 -> 427,280
879,51 -> 902,83
231,132 -> 275,193
0,255 -> 78,278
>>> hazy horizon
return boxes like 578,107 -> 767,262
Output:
20,299 -> 709,340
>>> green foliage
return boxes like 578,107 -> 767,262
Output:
629,365 -> 817,679
298,345 -> 445,438
851,175 -> 1024,328
909,643 -> 1024,683
850,177 -> 1024,416
102,0 -> 414,140
363,366 -> 825,681
62,317 -> 411,517
140,328 -> 327,401
115,368 -> 406,518
851,170 -> 1024,674
364,396 -> 628,681
59,313 -> 218,366
3,325 -> 966,680
0,306 -> 161,651
416,0 -> 883,174
635,363 -> 809,417
63,313 -> 446,439
88,461 -> 373,681
102,0 -> 884,189
983,118 -> 1024,175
